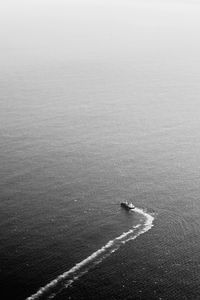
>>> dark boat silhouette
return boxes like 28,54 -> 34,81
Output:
120,201 -> 135,210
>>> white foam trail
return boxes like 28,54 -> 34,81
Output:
133,207 -> 154,233
26,207 -> 154,300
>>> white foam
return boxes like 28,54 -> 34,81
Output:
26,207 -> 154,300
115,229 -> 133,240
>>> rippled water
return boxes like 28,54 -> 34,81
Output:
1,60 -> 200,300
27,208 -> 154,300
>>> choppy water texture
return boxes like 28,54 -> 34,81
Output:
27,208 -> 154,300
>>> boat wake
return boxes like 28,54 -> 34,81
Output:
26,207 -> 154,300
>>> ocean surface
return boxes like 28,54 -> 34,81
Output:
1,59 -> 200,300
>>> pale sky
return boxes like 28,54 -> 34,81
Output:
0,0 -> 200,63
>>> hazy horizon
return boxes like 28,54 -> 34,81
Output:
1,0 -> 200,65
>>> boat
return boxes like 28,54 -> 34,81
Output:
120,201 -> 135,210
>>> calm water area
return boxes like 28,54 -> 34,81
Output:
1,56 -> 200,299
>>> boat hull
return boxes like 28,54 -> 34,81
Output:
120,202 -> 135,210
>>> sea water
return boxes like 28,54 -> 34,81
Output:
1,58 -> 200,300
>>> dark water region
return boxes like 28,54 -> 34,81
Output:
1,60 -> 200,300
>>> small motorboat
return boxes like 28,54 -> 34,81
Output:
120,201 -> 135,210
